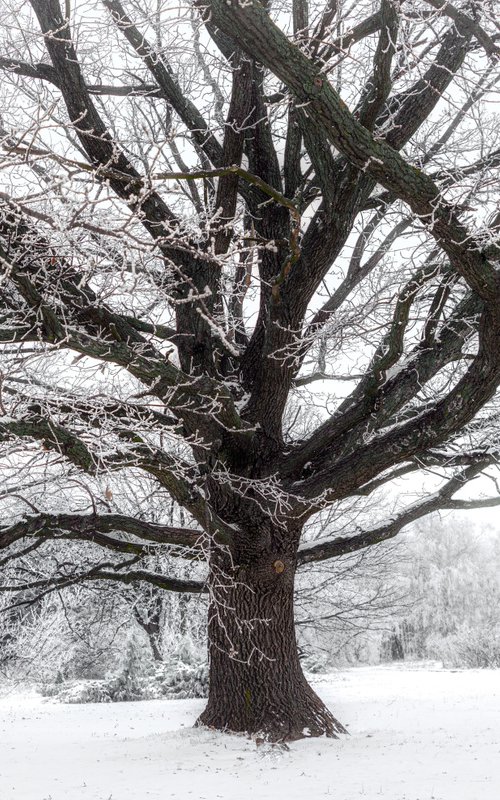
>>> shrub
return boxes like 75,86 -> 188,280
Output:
435,624 -> 500,669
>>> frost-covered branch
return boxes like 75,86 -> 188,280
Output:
297,460 -> 497,564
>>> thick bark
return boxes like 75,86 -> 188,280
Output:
197,547 -> 346,741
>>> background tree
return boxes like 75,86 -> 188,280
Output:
0,0 -> 499,741
381,518 -> 500,666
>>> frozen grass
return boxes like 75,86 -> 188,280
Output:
0,663 -> 498,800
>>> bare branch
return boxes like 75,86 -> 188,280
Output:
422,0 -> 500,60
0,512 -> 204,552
297,460 -> 495,564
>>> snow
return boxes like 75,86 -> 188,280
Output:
1,663 -> 499,800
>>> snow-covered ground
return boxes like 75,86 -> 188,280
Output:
0,663 -> 498,800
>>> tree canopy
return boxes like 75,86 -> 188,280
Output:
0,0 -> 499,739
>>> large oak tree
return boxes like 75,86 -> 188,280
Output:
0,0 -> 499,740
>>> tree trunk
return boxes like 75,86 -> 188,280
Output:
132,602 -> 164,662
196,548 -> 346,741
146,627 -> 164,663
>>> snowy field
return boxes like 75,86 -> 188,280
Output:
0,663 -> 498,800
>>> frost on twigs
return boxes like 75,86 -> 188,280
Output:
1,0 -> 500,741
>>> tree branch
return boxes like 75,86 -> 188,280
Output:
207,0 -> 499,302
0,57 -> 161,96
0,512 -> 204,553
102,0 -> 223,168
357,0 -> 399,131
422,0 -> 500,60
28,0 -> 183,252
297,459 -> 496,564
1,564 -> 206,604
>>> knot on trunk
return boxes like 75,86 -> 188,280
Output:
232,553 -> 293,588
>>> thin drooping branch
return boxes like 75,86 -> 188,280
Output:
89,568 -> 207,593
297,460 -> 497,565
0,416 -> 97,474
1,565 -> 206,608
0,57 -> 61,85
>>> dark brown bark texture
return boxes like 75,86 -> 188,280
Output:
197,546 -> 346,740
0,0 -> 499,744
